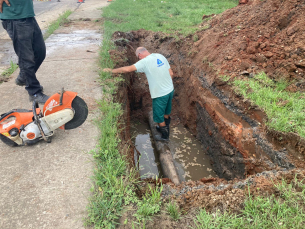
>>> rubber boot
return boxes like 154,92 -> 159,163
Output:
155,126 -> 169,141
156,117 -> 171,135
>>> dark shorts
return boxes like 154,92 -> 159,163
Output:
152,90 -> 174,123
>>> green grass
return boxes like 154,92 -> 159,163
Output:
85,98 -> 140,228
103,0 -> 238,35
0,61 -> 18,77
44,10 -> 72,40
194,176 -> 305,229
232,72 -> 305,138
167,201 -> 181,221
135,184 -> 163,220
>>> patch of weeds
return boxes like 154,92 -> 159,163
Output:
232,72 -> 305,137
194,209 -> 242,228
156,21 -> 164,27
134,183 -> 163,220
172,7 -> 182,16
201,24 -> 211,31
193,176 -> 305,228
242,177 -> 305,228
193,34 -> 199,42
219,75 -> 230,82
44,10 -> 72,40
132,218 -> 147,229
1,61 -> 18,77
167,201 -> 181,221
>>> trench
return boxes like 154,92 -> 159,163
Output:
131,120 -> 216,182
114,30 -> 303,183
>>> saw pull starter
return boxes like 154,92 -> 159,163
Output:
0,89 -> 88,146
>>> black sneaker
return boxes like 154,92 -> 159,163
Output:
29,92 -> 50,104
15,75 -> 44,91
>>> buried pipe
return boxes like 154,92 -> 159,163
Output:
148,111 -> 181,185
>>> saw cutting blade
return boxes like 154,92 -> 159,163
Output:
65,96 -> 88,130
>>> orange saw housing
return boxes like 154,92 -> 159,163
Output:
43,91 -> 77,129
0,108 -> 41,137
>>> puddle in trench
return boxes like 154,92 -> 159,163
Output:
169,124 -> 217,181
131,121 -> 163,179
131,120 -> 217,181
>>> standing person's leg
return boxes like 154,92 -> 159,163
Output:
16,17 -> 46,87
156,90 -> 174,135
153,92 -> 173,141
163,90 -> 174,134
32,18 -> 46,73
5,18 -> 48,103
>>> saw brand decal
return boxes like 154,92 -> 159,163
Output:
2,120 -> 16,129
45,99 -> 59,111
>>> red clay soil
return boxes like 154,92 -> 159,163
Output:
194,0 -> 305,83
171,169 -> 305,214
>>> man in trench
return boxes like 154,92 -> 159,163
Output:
103,47 -> 174,141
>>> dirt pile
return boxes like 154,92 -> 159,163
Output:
194,0 -> 305,86
163,169 -> 305,213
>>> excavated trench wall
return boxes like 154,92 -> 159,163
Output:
113,30 -> 303,180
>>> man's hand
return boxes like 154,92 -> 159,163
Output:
103,68 -> 113,73
0,0 -> 10,14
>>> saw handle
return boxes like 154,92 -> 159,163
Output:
59,88 -> 65,106
32,101 -> 48,142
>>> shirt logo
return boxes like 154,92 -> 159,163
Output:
157,59 -> 164,67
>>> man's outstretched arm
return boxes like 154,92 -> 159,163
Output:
103,65 -> 137,74
0,0 -> 10,13
169,68 -> 174,79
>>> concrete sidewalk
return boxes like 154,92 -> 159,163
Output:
0,0 -> 80,74
0,0 -> 109,228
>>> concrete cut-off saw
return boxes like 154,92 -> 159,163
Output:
0,89 -> 88,146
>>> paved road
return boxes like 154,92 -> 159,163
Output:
0,0 -> 73,34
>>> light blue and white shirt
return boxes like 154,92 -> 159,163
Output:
134,53 -> 174,99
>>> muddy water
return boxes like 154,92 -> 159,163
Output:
170,124 -> 217,181
131,121 -> 163,179
131,120 -> 216,181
